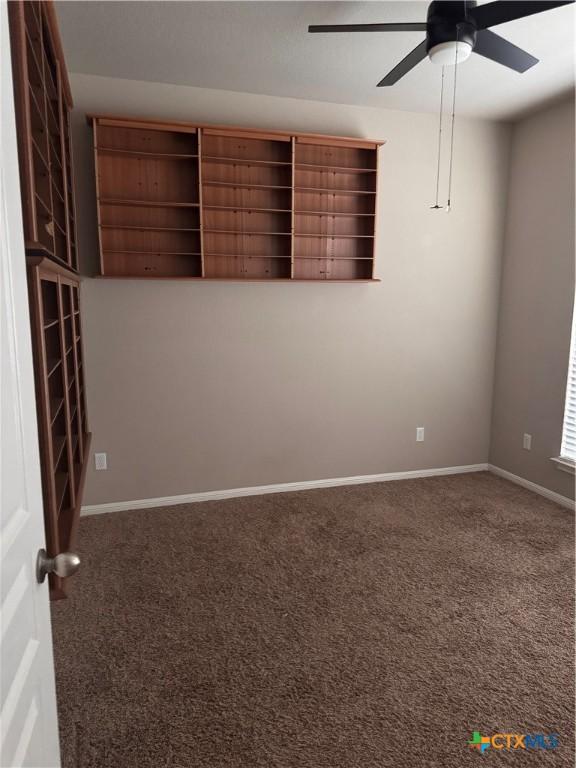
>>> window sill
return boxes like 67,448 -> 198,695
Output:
551,456 -> 576,475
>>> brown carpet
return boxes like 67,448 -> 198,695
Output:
52,472 -> 574,767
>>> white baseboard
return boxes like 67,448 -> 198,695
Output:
81,463 -> 489,516
488,464 -> 575,511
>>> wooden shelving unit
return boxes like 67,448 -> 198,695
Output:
93,118 -> 201,277
293,137 -> 378,280
27,257 -> 90,600
9,0 -> 78,272
91,116 -> 384,281
201,128 -> 292,279
9,1 -> 89,600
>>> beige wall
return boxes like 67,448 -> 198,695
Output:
70,74 -> 510,505
490,97 -> 575,500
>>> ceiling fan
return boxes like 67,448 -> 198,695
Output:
309,1 -> 574,86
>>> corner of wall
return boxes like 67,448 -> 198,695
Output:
487,98 -> 576,501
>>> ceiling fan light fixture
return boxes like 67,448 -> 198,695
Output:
428,40 -> 472,65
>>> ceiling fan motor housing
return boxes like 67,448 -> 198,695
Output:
426,0 -> 477,59
308,0 -> 568,84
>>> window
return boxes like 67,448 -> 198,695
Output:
559,304 -> 576,466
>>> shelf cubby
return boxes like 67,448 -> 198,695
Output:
98,147 -> 198,160
293,258 -> 374,281
201,131 -> 292,163
96,124 -> 198,155
202,162 -> 292,188
100,227 -> 201,255
295,169 -> 377,195
102,252 -> 202,278
204,254 -> 291,280
203,209 -> 290,235
203,155 -> 291,168
295,212 -> 375,237
294,235 -> 374,260
96,155 -> 199,205
294,190 -> 376,216
90,117 -> 383,281
204,231 -> 291,258
294,142 -> 377,171
202,184 -> 290,211
99,202 -> 200,230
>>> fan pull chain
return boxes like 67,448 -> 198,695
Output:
446,27 -> 460,212
430,66 -> 446,210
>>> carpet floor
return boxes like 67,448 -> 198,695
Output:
51,472 -> 574,767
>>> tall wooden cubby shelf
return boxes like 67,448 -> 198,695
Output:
9,1 -> 90,599
27,259 -> 90,599
9,0 -> 78,271
91,116 -> 384,281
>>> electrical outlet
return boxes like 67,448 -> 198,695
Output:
95,452 -> 107,470
523,433 -> 532,451
416,427 -> 425,442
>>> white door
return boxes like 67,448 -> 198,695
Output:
0,0 -> 61,765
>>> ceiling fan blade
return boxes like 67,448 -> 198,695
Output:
377,40 -> 428,86
474,29 -> 539,72
308,22 -> 427,33
470,1 -> 574,30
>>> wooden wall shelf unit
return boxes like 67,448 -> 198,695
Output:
9,0 -> 78,272
90,116 -> 384,281
9,1 -> 89,599
27,258 -> 90,599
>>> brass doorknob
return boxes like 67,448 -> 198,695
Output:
36,549 -> 80,583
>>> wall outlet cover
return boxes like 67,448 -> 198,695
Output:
523,433 -> 532,451
95,452 -> 107,470
416,427 -> 425,442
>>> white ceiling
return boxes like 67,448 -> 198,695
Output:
55,1 -> 575,120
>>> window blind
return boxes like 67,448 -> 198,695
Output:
560,305 -> 576,462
